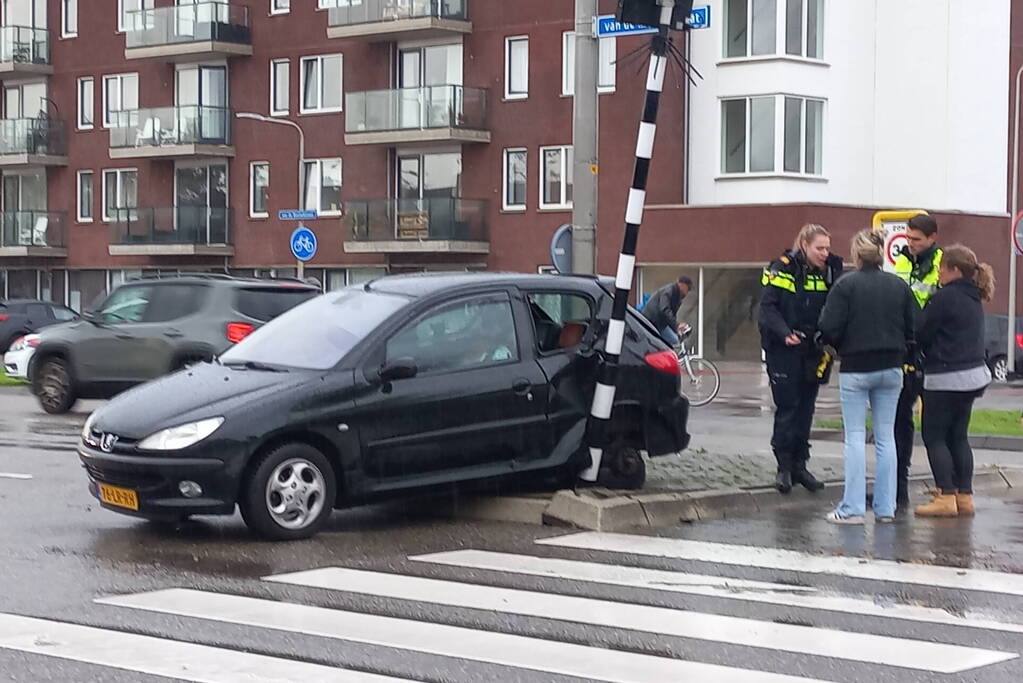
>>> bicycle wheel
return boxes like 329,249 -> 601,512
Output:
679,357 -> 720,406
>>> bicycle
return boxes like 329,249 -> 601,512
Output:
674,326 -> 720,407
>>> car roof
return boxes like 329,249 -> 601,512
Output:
0,299 -> 51,306
120,274 -> 319,291
362,271 -> 613,298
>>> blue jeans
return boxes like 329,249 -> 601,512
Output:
659,325 -> 680,347
835,367 -> 903,518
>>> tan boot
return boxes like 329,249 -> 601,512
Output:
955,493 -> 975,517
914,491 -> 959,518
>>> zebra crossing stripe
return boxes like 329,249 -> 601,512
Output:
98,588 -> 827,683
263,567 -> 1015,673
0,613 -> 404,682
411,550 -> 1023,634
536,533 -> 1023,596
0,472 -> 31,480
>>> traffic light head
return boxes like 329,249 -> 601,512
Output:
617,0 -> 695,29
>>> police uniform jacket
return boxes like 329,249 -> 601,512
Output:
759,250 -> 843,353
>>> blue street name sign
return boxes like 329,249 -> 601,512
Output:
279,209 -> 318,221
595,6 -> 711,37
290,225 -> 317,262
687,5 -> 711,29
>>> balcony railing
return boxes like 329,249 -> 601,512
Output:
328,0 -> 467,27
345,85 -> 487,134
0,118 -> 65,157
346,198 -> 488,244
110,207 -> 231,246
0,26 -> 49,65
1,211 -> 65,249
125,2 -> 251,49
109,106 -> 232,149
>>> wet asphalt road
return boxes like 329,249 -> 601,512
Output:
3,387 -> 1023,682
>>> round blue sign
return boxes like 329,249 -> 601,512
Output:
550,223 -> 573,274
290,225 -> 317,262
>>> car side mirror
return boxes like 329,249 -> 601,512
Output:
378,357 -> 418,382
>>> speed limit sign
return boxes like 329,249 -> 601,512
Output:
872,210 -> 928,273
883,227 -> 909,268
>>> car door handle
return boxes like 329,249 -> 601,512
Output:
116,334 -> 134,340
164,330 -> 184,338
512,379 -> 534,401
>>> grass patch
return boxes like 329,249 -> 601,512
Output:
0,374 -> 26,387
816,409 -> 1023,437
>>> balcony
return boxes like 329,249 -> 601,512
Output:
327,0 -> 471,42
0,119 -> 67,167
345,85 -> 489,146
344,198 -> 489,254
109,106 -> 234,159
0,26 -> 51,78
0,211 -> 67,257
124,3 -> 252,61
109,207 -> 233,257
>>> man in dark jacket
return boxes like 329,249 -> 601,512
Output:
641,276 -> 692,347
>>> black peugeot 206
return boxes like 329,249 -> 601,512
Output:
79,273 -> 691,540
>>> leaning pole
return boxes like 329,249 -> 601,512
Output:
580,0 -> 686,482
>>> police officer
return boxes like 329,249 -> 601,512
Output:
892,214 -> 942,508
759,224 -> 844,493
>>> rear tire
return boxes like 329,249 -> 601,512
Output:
597,440 -> 646,490
33,357 -> 77,414
240,443 -> 337,541
991,355 -> 1009,383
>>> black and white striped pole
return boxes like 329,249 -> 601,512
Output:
579,0 -> 678,483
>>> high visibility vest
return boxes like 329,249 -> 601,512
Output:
894,248 -> 942,308
760,268 -> 829,293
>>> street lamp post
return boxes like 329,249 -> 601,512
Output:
235,112 -> 308,277
1009,65 -> 1023,375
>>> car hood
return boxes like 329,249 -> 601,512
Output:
92,362 -> 316,440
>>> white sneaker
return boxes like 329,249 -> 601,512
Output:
826,511 -> 865,525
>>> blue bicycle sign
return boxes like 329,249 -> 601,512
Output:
290,225 -> 317,262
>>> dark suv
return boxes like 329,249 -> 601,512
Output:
31,274 -> 319,413
0,299 -> 79,352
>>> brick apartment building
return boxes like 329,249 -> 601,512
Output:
0,0 -> 1018,361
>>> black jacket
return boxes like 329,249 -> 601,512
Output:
918,278 -> 987,374
817,265 -> 916,373
642,282 -> 684,331
759,251 -> 843,353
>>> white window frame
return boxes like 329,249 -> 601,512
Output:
77,77 -> 93,130
62,0 -> 78,38
102,73 -> 139,129
300,54 -> 343,115
502,148 -> 527,211
270,0 -> 290,15
302,158 -> 343,216
723,0 -> 824,61
101,168 -> 138,222
720,94 -> 826,177
76,170 -> 93,223
117,0 -> 154,33
504,36 -> 529,100
562,32 -> 616,96
249,161 -> 270,218
784,0 -> 824,59
270,58 -> 290,116
539,145 -> 573,210
782,95 -> 825,175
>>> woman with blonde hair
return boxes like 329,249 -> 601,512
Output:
818,229 -> 916,523
915,244 -> 995,517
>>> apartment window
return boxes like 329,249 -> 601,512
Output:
302,158 -> 342,215
562,32 -> 616,96
250,162 -> 269,218
725,0 -> 823,59
300,54 -> 343,114
270,59 -> 290,116
102,73 -> 139,128
77,171 -> 93,223
271,0 -> 290,14
118,0 -> 154,33
505,36 -> 528,100
62,0 -> 78,38
503,148 -> 527,210
77,77 -> 93,130
785,0 -> 823,58
540,146 -> 573,209
102,169 -> 138,222
783,96 -> 824,174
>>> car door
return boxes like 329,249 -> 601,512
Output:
76,284 -> 155,383
129,283 -> 210,377
24,303 -> 49,333
352,290 -> 549,484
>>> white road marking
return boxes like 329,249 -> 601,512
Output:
264,567 -> 1015,673
99,588 -> 828,683
411,549 -> 1023,634
537,532 -> 1023,596
0,613 -> 405,682
0,472 -> 31,480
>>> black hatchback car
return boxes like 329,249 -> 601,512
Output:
79,273 -> 691,540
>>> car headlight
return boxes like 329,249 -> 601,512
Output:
137,417 -> 225,451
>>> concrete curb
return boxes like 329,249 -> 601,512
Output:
812,428 -> 1023,451
423,466 -> 1023,532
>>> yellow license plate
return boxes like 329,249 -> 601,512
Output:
99,484 -> 139,511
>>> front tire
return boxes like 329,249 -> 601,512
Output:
240,443 -> 336,541
34,358 -> 77,414
991,355 -> 1009,383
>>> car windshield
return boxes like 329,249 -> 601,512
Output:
219,288 -> 409,370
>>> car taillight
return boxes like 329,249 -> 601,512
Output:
0,314 -> 8,322
226,322 -> 255,344
645,350 -> 681,376
1016,334 -> 1023,350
